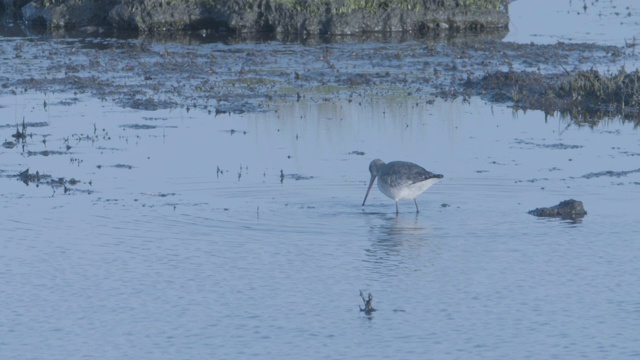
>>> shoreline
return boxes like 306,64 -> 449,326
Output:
1,0 -> 509,35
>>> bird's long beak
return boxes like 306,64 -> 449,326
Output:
362,175 -> 376,206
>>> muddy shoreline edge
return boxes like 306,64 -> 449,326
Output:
1,34 -> 638,123
1,0 -> 509,36
0,1 -> 638,123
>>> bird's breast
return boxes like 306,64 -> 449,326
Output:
378,176 -> 441,201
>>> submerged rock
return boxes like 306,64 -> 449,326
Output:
528,199 -> 587,220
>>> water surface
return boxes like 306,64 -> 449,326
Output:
2,1 -> 640,358
506,0 -> 640,45
2,92 -> 640,359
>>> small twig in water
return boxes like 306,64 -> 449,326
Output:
359,290 -> 376,315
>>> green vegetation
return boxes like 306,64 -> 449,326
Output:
470,67 -> 640,120
454,0 -> 504,10
161,0 -> 505,12
271,0 -> 504,14
557,67 -> 640,110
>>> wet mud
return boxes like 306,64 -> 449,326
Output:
1,12 -> 639,196
1,35 -> 636,122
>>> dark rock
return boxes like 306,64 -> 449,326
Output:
528,199 -> 587,220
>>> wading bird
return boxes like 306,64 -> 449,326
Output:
362,159 -> 443,214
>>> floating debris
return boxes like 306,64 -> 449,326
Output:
11,119 -> 27,142
97,164 -> 134,170
9,168 -> 84,192
0,121 -> 47,129
285,174 -> 314,181
120,124 -> 157,130
582,168 -> 640,179
514,139 -> 583,150
359,291 -> 376,316
222,129 -> 247,135
16,168 -> 42,185
142,192 -> 176,197
515,178 -> 549,183
2,141 -> 16,149
26,150 -> 67,157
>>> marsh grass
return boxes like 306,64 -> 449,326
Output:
557,67 -> 640,110
468,67 -> 640,121
160,0 -> 505,13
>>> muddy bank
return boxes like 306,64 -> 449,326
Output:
0,0 -> 508,35
2,35 -> 636,122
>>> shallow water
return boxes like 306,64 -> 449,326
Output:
2,91 -> 640,359
506,0 -> 640,45
3,1 -> 640,359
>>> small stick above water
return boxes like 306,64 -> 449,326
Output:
359,290 -> 376,315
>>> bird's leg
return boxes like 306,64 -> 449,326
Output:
395,201 -> 399,215
414,199 -> 420,213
